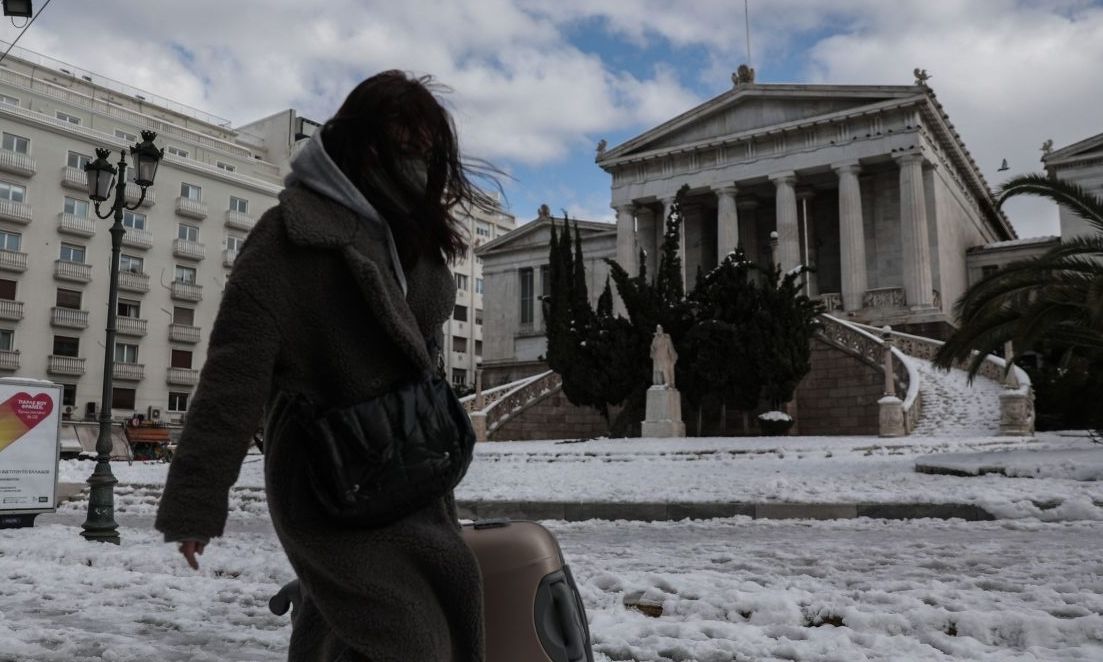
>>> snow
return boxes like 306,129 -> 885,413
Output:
757,411 -> 792,422
908,358 -> 1004,437
3,517 -> 1102,660
917,442 -> 1103,481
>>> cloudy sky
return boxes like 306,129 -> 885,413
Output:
5,0 -> 1102,236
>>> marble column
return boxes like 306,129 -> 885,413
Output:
834,160 -> 868,312
796,187 -> 817,296
769,171 -> 800,273
614,202 -> 636,315
636,205 -> 658,277
713,185 -> 739,265
896,153 -> 934,308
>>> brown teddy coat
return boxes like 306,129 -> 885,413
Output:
154,183 -> 484,661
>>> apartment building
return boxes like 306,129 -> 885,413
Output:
446,204 -> 516,390
0,45 -> 293,424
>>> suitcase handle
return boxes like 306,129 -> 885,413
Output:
551,580 -> 586,662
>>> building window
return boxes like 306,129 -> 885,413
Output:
455,273 -> 468,291
452,368 -> 468,387
475,278 -> 484,294
0,94 -> 18,106
229,196 -> 248,213
56,289 -> 82,309
475,308 -> 483,326
166,146 -> 189,159
117,299 -> 140,318
122,210 -> 146,231
0,329 -> 12,351
111,387 -> 136,410
171,349 -> 193,369
173,306 -> 195,326
67,151 -> 91,169
475,340 -> 483,355
119,254 -> 144,274
0,279 -> 15,300
61,384 -> 76,407
453,336 -> 467,353
59,243 -> 86,263
540,265 -> 551,298
114,343 -> 139,364
519,267 -> 534,325
53,336 -> 79,357
225,235 -> 244,253
1,132 -> 29,154
180,183 -> 202,201
174,266 -> 197,284
0,230 -> 20,252
168,392 -> 189,412
177,223 -> 199,242
476,222 -> 491,238
64,197 -> 90,217
56,111 -> 82,125
0,181 -> 25,203
453,304 -> 468,322
216,161 -> 236,172
114,129 -> 138,143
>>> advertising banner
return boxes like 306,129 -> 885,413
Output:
0,379 -> 62,514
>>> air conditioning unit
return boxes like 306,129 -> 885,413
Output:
84,401 -> 97,420
147,406 -> 162,422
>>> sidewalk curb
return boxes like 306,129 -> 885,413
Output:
456,500 -> 998,522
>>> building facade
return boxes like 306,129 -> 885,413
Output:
1043,131 -> 1103,240
597,73 -> 1016,336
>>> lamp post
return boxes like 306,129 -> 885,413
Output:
80,131 -> 162,544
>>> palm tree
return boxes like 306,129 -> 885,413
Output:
934,175 -> 1103,376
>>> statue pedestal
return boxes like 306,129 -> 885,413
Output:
641,385 -> 685,438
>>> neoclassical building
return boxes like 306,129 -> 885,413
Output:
596,70 -> 1016,336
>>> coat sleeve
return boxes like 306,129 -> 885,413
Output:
155,225 -> 282,543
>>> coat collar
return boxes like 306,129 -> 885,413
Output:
279,184 -> 391,249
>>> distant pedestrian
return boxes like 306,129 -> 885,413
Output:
155,70 -> 499,661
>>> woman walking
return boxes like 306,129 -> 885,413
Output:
155,71 -> 496,661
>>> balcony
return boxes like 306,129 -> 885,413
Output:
166,367 -> 199,386
51,306 -> 89,329
57,212 -> 96,237
0,349 -> 19,371
172,238 -> 206,261
863,287 -> 907,310
0,299 -> 23,321
60,165 -> 86,190
124,182 -> 155,208
0,249 -> 26,272
118,270 -> 150,293
47,355 -> 85,376
170,281 -> 202,302
222,248 -> 237,268
175,197 -> 207,220
121,227 -> 153,250
0,150 -> 35,177
169,323 -> 201,344
116,317 -> 147,337
54,259 -> 92,283
0,199 -> 32,224
224,210 -> 255,232
113,362 -> 144,382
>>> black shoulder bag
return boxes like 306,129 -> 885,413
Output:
287,336 -> 475,528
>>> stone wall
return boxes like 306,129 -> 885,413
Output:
489,387 -> 610,441
793,336 -> 882,436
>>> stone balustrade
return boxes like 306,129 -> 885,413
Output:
0,150 -> 35,177
0,249 -> 26,272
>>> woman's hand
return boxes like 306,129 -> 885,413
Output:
178,540 -> 206,570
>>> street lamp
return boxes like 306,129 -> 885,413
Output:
80,131 -> 162,544
2,1 -> 33,19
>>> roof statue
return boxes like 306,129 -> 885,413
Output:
1041,138 -> 1053,155
537,203 -> 551,220
596,138 -> 607,159
913,68 -> 931,86
731,64 -> 756,87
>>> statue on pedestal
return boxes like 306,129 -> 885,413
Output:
650,325 -> 677,388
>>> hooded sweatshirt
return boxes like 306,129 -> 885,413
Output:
284,128 -> 408,297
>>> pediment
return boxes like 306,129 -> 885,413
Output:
603,85 -> 921,162
1046,131 -> 1103,164
477,217 -> 615,256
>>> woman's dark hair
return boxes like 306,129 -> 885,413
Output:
321,70 -> 500,264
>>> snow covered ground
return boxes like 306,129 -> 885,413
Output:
2,517 -> 1101,661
